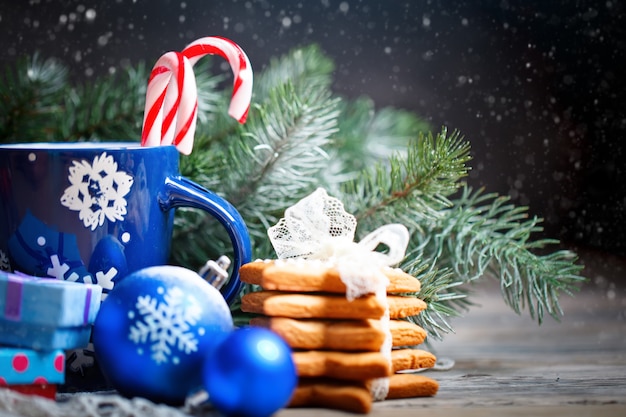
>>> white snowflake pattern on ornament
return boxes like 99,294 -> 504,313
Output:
128,286 -> 203,364
0,250 -> 10,271
60,152 -> 134,231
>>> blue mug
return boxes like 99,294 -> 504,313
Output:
0,142 -> 251,304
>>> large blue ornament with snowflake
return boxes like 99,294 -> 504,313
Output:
92,265 -> 234,405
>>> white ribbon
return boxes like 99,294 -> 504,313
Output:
268,188 -> 410,300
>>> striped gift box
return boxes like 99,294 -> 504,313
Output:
0,271 -> 101,350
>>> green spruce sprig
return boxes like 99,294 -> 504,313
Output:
344,128 -> 472,234
413,186 -> 586,326
253,44 -> 335,98
401,255 -> 472,340
56,64 -> 147,141
229,82 -> 340,215
0,54 -> 68,142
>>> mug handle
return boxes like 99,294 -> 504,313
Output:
160,176 -> 252,304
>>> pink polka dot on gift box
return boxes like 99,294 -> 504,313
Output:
1,349 -> 65,385
54,352 -> 64,373
12,353 -> 29,373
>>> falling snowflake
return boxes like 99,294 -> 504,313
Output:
60,152 -> 134,231
128,286 -> 203,364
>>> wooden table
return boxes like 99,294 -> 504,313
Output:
279,248 -> 626,417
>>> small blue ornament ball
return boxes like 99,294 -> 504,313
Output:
204,327 -> 297,417
93,265 -> 234,405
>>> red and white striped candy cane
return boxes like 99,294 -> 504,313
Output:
141,51 -> 198,155
141,37 -> 253,155
182,36 -> 253,124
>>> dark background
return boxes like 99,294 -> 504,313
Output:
1,0 -> 625,258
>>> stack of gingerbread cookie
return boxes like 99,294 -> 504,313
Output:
240,258 -> 439,413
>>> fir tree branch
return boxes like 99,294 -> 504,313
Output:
324,97 -> 431,184
180,46 -> 335,192
0,54 -> 68,142
413,186 -> 586,325
184,60 -> 242,150
192,60 -> 228,127
178,58 -> 243,186
342,127 -> 472,235
56,64 -> 147,142
401,254 -> 472,340
253,44 -> 335,99
231,83 -> 340,212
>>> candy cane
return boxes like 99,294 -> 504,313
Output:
182,36 -> 253,124
141,51 -> 198,155
141,37 -> 253,155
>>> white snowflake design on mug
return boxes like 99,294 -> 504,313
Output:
60,152 -> 134,230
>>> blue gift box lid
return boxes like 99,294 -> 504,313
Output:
0,271 -> 101,328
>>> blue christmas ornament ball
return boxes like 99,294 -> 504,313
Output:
93,265 -> 234,405
204,327 -> 297,417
